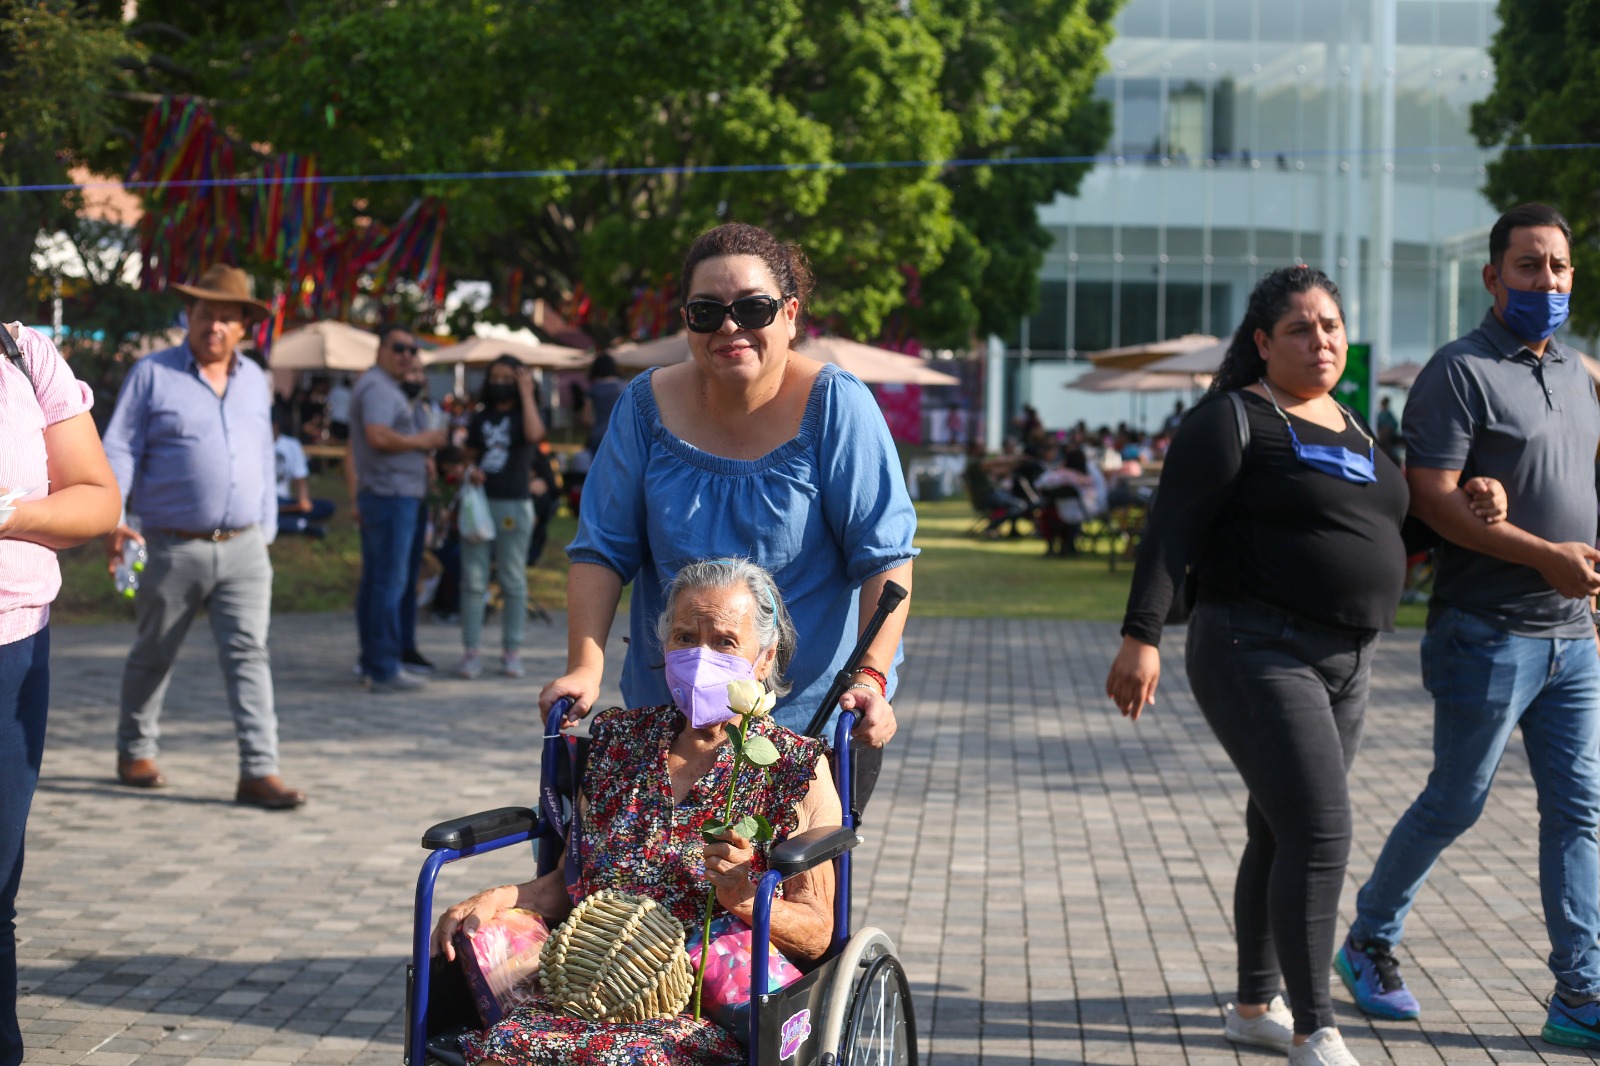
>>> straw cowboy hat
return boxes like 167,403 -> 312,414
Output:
171,264 -> 272,323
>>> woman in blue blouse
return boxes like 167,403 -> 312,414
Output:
538,223 -> 917,744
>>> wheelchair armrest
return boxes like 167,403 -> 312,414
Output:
769,825 -> 861,879
421,807 -> 538,851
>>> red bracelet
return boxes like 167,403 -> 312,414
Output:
853,666 -> 887,694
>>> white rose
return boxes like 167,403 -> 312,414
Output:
727,679 -> 774,718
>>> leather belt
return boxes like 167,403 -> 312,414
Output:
153,527 -> 251,542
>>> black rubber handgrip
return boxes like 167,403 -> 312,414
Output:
803,580 -> 908,738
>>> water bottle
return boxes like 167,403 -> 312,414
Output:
113,531 -> 146,600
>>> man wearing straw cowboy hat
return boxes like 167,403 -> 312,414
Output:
101,264 -> 307,810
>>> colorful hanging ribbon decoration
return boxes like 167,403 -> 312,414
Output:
127,99 -> 448,317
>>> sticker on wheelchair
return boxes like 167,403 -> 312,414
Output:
780,1008 -> 812,1059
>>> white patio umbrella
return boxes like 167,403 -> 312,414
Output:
269,320 -> 380,372
1088,333 -> 1222,370
1067,368 -> 1213,393
421,335 -> 589,370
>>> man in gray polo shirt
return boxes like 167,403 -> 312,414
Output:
1336,204 -> 1600,1050
349,324 -> 446,692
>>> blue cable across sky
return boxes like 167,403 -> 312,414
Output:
2,140 -> 1590,195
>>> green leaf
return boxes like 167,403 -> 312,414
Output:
742,734 -> 780,768
700,819 -> 731,844
747,813 -> 775,842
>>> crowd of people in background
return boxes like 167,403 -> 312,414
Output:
963,410 -> 1174,557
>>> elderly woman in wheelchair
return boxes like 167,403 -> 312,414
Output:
429,559 -> 863,1065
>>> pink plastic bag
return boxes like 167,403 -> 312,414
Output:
686,913 -> 803,1036
453,909 -> 551,1027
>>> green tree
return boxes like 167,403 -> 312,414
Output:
0,0 -> 142,315
119,0 -> 1120,345
1471,0 -> 1600,333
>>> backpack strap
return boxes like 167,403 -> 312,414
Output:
0,324 -> 35,391
1226,389 -> 1250,454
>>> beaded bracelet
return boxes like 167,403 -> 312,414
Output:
853,665 -> 888,694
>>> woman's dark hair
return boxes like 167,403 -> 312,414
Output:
477,354 -> 524,409
588,351 -> 619,380
1209,265 -> 1344,394
679,222 -> 815,332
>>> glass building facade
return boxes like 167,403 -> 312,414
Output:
1008,0 -> 1508,430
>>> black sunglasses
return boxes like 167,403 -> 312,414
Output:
683,295 -> 784,334
388,342 -> 420,356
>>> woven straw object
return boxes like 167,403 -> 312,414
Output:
538,890 -> 694,1023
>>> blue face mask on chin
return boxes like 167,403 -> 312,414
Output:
1261,382 -> 1377,484
1496,269 -> 1570,342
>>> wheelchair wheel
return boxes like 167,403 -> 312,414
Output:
813,927 -> 917,1066
839,954 -> 915,1066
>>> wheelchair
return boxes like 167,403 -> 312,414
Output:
404,700 -> 918,1066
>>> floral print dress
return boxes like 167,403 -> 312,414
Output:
460,706 -> 825,1066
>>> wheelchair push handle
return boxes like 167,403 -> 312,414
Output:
803,580 -> 907,738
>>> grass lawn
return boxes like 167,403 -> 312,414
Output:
49,481 -> 1428,628
907,499 -> 1429,626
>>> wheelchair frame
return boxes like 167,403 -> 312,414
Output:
403,703 -> 916,1066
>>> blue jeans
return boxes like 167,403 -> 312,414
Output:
1,628 -> 49,1066
400,499 -> 427,657
357,493 -> 421,683
1351,608 -> 1600,998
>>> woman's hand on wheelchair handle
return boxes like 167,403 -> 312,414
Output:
539,670 -> 600,725
704,827 -> 757,916
839,687 -> 896,748
432,884 -> 519,962
1106,636 -> 1160,720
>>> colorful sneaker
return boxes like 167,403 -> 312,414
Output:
1543,994 -> 1600,1050
1223,995 -> 1293,1052
501,652 -> 525,679
455,650 -> 483,680
1288,1028 -> 1359,1066
1335,933 -> 1420,1020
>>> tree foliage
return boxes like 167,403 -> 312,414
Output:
0,0 -> 142,315
1471,0 -> 1600,334
110,0 -> 1119,346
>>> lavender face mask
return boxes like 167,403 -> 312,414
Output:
664,647 -> 755,729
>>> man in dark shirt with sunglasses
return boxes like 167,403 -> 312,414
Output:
349,324 -> 448,692
1337,203 -> 1600,1051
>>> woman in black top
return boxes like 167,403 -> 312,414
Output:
458,356 -> 547,680
1106,267 -> 1505,1066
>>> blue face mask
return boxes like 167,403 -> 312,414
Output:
1496,269 -> 1570,342
1261,382 -> 1377,484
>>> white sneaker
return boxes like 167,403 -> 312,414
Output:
501,652 -> 524,679
1224,995 -> 1293,1052
1288,1028 -> 1359,1066
456,651 -> 483,679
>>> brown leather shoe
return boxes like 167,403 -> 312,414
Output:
116,757 -> 167,789
235,775 -> 307,810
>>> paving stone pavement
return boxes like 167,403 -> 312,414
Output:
15,611 -> 1600,1065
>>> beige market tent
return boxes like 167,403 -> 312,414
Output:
421,335 -> 589,370
269,320 -> 380,372
610,332 -> 959,385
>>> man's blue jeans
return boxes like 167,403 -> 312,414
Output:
1,628 -> 49,1066
1350,607 -> 1600,998
357,493 -> 420,683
